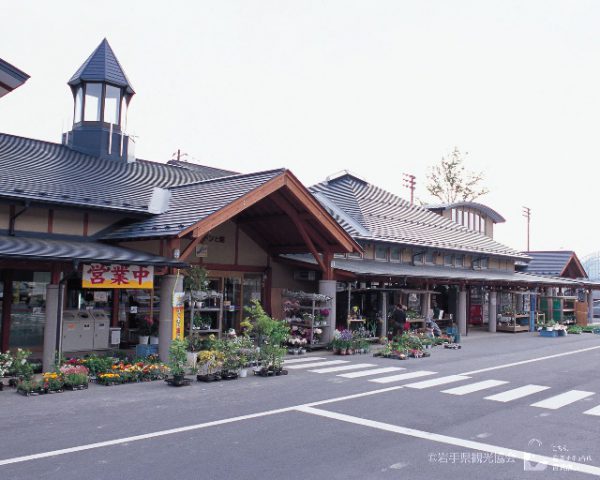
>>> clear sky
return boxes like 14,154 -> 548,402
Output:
1,1 -> 599,260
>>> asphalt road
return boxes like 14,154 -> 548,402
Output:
3,331 -> 600,479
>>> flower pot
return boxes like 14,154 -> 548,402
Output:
239,368 -> 248,378
138,335 -> 149,345
149,336 -> 159,345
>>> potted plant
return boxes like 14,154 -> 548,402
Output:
17,378 -> 44,396
60,364 -> 89,390
216,339 -> 241,380
246,300 -> 290,376
167,338 -> 189,386
42,372 -> 65,393
149,320 -> 159,345
196,349 -> 224,382
0,351 -> 13,391
137,316 -> 154,345
12,348 -> 33,382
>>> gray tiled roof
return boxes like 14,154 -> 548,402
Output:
285,254 -> 580,286
166,160 -> 238,178
68,39 -> 134,94
310,173 -> 527,260
0,133 -> 230,213
520,251 -> 576,276
0,234 -> 184,266
103,169 -> 286,239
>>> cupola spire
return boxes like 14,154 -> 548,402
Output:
63,39 -> 136,162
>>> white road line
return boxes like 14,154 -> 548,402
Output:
531,390 -> 595,410
485,385 -> 550,403
284,357 -> 326,364
369,370 -> 436,384
285,360 -> 349,369
0,385 -> 405,468
295,406 -> 600,477
404,375 -> 471,389
459,345 -> 600,376
441,380 -> 509,396
583,405 -> 600,416
338,367 -> 405,378
309,363 -> 377,373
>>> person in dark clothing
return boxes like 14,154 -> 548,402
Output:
391,304 -> 406,338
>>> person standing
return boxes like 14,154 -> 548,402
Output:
391,304 -> 406,338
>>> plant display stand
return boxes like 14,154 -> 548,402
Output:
539,330 -> 558,338
282,290 -> 332,350
165,376 -> 191,387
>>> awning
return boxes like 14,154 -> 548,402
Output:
283,255 -> 585,287
0,235 -> 185,267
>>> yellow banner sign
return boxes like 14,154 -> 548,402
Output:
172,306 -> 184,340
82,264 -> 154,289
172,292 -> 185,340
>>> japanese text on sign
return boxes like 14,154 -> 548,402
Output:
82,264 -> 154,289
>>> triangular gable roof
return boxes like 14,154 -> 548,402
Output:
104,169 -> 360,256
68,39 -> 134,94
310,172 -> 527,260
522,251 -> 588,279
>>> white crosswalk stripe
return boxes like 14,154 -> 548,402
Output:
283,357 -> 326,364
442,380 -> 509,396
338,367 -> 405,378
485,384 -> 550,403
583,405 -> 600,416
403,375 -> 471,389
309,363 -> 377,374
369,370 -> 436,384
286,360 -> 349,370
531,390 -> 595,410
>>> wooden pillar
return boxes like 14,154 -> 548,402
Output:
1,269 -> 13,352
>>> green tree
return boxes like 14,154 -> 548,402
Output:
426,147 -> 489,203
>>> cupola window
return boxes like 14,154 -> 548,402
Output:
74,86 -> 83,123
84,83 -> 102,121
104,84 -> 121,125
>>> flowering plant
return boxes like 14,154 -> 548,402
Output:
138,316 -> 154,336
0,351 -> 13,377
320,309 -> 330,317
42,372 -> 64,391
197,350 -> 224,375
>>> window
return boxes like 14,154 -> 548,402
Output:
451,209 -> 457,222
413,253 -> 423,265
104,85 -> 121,125
480,257 -> 489,269
474,213 -> 480,232
84,83 -> 102,121
455,255 -> 464,268
443,254 -> 453,267
468,212 -> 474,230
425,251 -> 435,264
74,87 -> 83,123
375,245 -> 388,261
390,246 -> 401,262
457,210 -> 463,225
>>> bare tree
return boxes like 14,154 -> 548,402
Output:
426,147 -> 489,203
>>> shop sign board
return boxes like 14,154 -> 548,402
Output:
172,292 -> 185,340
82,264 -> 154,289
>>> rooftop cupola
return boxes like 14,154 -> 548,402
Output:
62,39 -> 136,162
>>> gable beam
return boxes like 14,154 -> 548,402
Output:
270,192 -> 327,273
180,174 -> 287,239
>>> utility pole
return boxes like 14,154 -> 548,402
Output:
403,173 -> 416,205
522,206 -> 531,251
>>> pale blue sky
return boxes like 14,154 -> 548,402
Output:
1,1 -> 599,259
